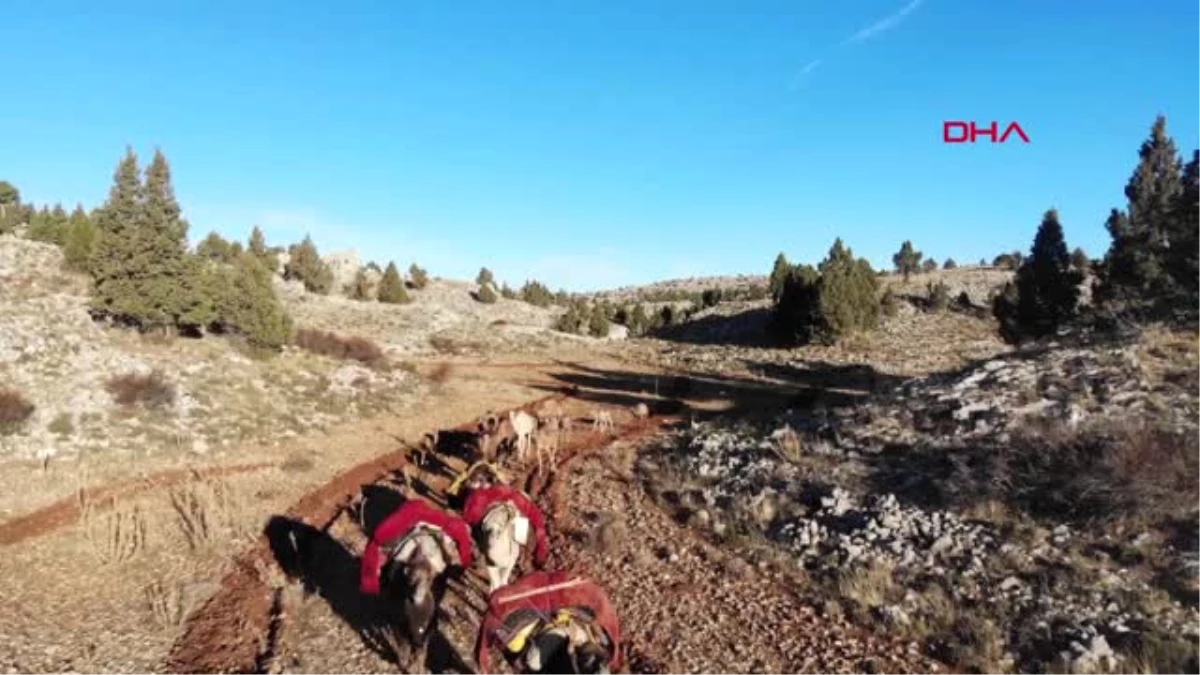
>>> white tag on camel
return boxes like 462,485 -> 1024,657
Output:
513,516 -> 531,546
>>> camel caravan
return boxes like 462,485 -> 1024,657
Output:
361,400 -> 644,673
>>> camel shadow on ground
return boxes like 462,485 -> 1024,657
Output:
264,488 -> 475,673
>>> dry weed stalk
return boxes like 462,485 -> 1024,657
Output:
144,576 -> 188,629
78,491 -> 148,565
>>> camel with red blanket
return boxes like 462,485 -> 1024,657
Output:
359,498 -> 474,653
462,484 -> 550,593
474,571 -> 622,674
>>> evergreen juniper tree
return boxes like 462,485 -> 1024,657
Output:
197,231 -> 236,263
769,252 -> 791,301
284,235 -> 334,294
476,267 -> 495,287
407,263 -> 429,289
892,240 -> 922,281
1167,150 -> 1199,310
90,148 -> 148,326
0,181 -> 19,234
1097,116 -> 1186,312
247,225 -> 277,272
63,205 -> 96,272
349,268 -> 374,301
994,209 -> 1083,342
377,261 -> 409,303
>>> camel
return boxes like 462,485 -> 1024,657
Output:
509,410 -> 538,464
591,410 -> 614,432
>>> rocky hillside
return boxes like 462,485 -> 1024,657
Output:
638,326 -> 1199,673
0,235 -> 587,515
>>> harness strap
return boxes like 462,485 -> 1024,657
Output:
496,578 -> 587,605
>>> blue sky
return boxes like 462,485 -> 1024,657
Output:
2,1 -> 1197,291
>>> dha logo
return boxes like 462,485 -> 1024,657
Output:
943,121 -> 1030,144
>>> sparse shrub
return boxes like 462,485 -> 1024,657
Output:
587,305 -> 611,337
922,258 -> 938,273
880,286 -> 900,318
475,267 -> 495,287
943,258 -> 958,270
892,240 -> 923,281
376,262 -> 409,303
283,235 -> 334,294
407,263 -> 429,289
773,239 -> 880,345
349,268 -> 374,301
294,328 -> 385,364
927,280 -> 950,313
500,282 -> 517,299
554,301 -> 588,334
0,388 -> 35,435
992,209 -> 1083,343
48,413 -> 74,438
106,371 -> 177,409
520,280 -> 554,307
701,288 -> 723,308
476,282 -> 498,304
79,496 -> 147,565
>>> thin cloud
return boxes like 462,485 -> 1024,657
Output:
845,0 -> 925,45
793,0 -> 926,85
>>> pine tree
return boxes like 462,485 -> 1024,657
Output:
587,305 -> 611,337
1098,116 -> 1186,311
90,148 -> 148,326
629,303 -> 649,336
247,225 -> 277,272
500,282 -> 517,299
377,261 -> 409,303
197,231 -> 236,263
476,267 -> 495,287
142,149 -> 202,330
28,204 -> 69,245
1070,248 -> 1090,272
1166,150 -> 1198,311
994,209 -> 1083,342
284,235 -> 334,294
892,240 -> 923,281
520,280 -> 553,307
922,258 -> 938,273
769,252 -> 791,301
63,205 -> 96,271
943,258 -> 958,270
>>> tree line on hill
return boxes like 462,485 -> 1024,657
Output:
764,115 -> 1197,347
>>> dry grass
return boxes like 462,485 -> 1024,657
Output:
167,473 -> 254,551
294,328 -> 385,364
947,418 -> 1198,530
0,387 -> 35,434
78,495 -> 149,565
105,370 -> 177,409
835,558 -> 897,611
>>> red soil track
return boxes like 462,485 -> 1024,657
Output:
0,462 -> 277,547
162,392 -> 662,674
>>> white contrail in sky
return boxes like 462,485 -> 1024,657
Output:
845,0 -> 926,45
793,0 -> 927,86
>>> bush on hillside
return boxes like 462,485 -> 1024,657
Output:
520,280 -> 554,307
105,371 -> 177,409
892,240 -> 923,281
407,263 -> 429,289
294,329 -> 385,364
377,262 -> 410,304
284,235 -> 334,294
943,258 -> 958,270
62,206 -> 96,272
772,239 -> 880,345
476,282 -> 498,304
0,388 -> 35,435
204,253 -> 294,350
476,267 -> 495,287
880,286 -> 900,318
927,280 -> 950,313
349,268 -> 374,301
